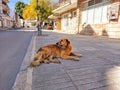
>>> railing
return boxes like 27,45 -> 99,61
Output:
59,0 -> 71,7
2,0 -> 9,3
51,3 -> 60,10
2,4 -> 9,11
2,1 -> 7,6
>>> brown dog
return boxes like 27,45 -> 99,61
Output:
29,38 -> 82,67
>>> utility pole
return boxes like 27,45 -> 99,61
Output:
36,0 -> 42,35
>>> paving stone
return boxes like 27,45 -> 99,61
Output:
77,80 -> 109,90
33,81 -> 74,90
55,86 -> 77,90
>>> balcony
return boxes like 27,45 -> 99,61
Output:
2,0 -> 9,3
53,0 -> 77,14
59,0 -> 71,7
2,4 -> 9,12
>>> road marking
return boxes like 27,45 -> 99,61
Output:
25,34 -> 36,90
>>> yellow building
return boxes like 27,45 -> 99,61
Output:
51,0 -> 120,38
0,0 -> 13,29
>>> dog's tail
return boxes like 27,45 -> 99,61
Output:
28,50 -> 50,68
28,51 -> 42,68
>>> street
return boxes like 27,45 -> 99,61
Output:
0,30 -> 33,90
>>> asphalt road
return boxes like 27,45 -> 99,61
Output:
0,30 -> 33,90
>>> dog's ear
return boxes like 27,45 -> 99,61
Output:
66,39 -> 70,44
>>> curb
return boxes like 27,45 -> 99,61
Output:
12,33 -> 36,90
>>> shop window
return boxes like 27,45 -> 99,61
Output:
94,5 -> 102,23
102,2 -> 109,23
82,10 -> 88,24
87,8 -> 94,24
72,11 -> 77,27
82,0 -> 110,24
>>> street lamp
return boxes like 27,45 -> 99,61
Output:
36,0 -> 42,35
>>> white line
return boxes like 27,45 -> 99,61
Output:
25,34 -> 36,90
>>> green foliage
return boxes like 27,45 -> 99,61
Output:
15,1 -> 26,19
31,22 -> 36,26
22,5 -> 36,20
20,0 -> 52,21
22,0 -> 52,21
37,0 -> 53,21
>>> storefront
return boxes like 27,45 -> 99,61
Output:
52,0 -> 78,33
80,0 -> 120,38
80,0 -> 110,35
61,11 -> 77,31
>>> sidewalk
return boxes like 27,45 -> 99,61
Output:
13,30 -> 120,90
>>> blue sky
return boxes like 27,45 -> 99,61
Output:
8,0 -> 30,9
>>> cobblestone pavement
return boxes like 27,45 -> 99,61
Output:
32,30 -> 120,90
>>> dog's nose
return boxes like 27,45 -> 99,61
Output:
56,42 -> 58,45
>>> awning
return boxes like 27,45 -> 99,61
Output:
48,14 -> 57,19
53,2 -> 77,14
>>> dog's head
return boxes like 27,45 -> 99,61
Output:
56,38 -> 70,49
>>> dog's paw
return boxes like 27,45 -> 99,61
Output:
55,60 -> 61,64
29,61 -> 41,67
44,60 -> 50,64
58,60 -> 61,64
78,54 -> 82,57
74,58 -> 80,61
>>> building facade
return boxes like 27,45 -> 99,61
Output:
0,0 -> 13,29
52,0 -> 78,33
52,0 -> 120,38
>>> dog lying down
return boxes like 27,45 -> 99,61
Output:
29,38 -> 82,67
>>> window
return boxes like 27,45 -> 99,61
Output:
94,5 -> 102,23
88,0 -> 94,6
88,0 -> 104,6
87,8 -> 94,24
95,0 -> 102,4
72,11 -> 77,27
82,2 -> 88,9
81,0 -> 110,24
82,10 -> 88,24
101,3 -> 109,23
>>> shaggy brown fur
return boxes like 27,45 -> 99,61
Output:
29,38 -> 82,67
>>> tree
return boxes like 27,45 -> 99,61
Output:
15,1 -> 26,19
37,0 -> 52,21
22,5 -> 36,20
22,0 -> 52,21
